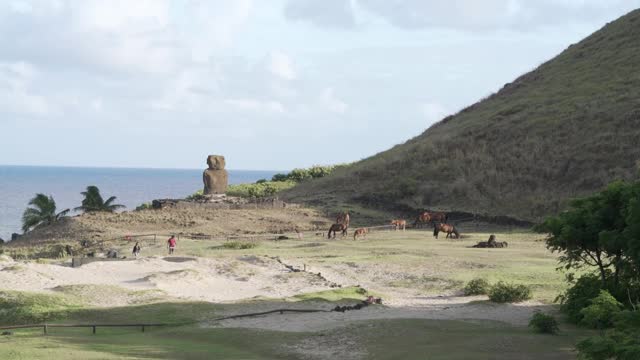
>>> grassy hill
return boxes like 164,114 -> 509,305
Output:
282,9 -> 640,222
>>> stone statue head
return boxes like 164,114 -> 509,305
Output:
206,155 -> 226,170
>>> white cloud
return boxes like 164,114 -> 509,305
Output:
319,87 -> 348,114
284,0 -> 356,28
284,0 -> 640,31
224,98 -> 286,113
0,61 -> 52,116
267,51 -> 296,80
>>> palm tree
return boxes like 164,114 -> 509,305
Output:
75,185 -> 125,213
22,194 -> 70,233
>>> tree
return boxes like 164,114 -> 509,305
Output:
75,186 -> 124,213
535,181 -> 640,288
21,194 -> 70,233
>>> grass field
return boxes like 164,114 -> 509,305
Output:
0,228 -> 592,359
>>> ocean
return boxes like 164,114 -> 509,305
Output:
0,165 -> 279,240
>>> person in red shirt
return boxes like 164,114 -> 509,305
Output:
167,235 -> 177,254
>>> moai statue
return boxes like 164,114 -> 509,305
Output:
203,155 -> 229,195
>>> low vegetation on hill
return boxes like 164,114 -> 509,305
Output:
186,164 -> 341,200
282,9 -> 640,222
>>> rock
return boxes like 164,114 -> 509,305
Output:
203,155 -> 229,195
106,249 -> 118,258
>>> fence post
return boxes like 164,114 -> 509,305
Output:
92,325 -> 96,334
142,325 -> 145,333
154,234 -> 157,242
43,324 -> 47,335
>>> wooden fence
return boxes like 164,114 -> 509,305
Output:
0,323 -> 171,335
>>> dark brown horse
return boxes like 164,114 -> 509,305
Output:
414,212 -> 448,228
328,223 -> 348,239
433,223 -> 459,239
336,212 -> 350,227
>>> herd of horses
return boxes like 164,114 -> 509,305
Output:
327,211 -> 460,240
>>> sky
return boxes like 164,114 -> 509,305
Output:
0,0 -> 638,170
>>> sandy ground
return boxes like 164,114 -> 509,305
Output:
0,253 -> 550,331
0,255 -> 334,306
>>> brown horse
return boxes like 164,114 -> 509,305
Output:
328,223 -> 348,239
414,212 -> 448,228
391,219 -> 406,231
433,223 -> 459,239
353,228 -> 368,240
336,212 -> 350,226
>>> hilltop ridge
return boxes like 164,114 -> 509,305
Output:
282,9 -> 640,221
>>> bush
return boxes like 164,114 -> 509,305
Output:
463,278 -> 491,296
135,202 -> 152,211
227,181 -> 296,199
580,290 -> 623,329
185,189 -> 205,201
529,311 -> 560,334
577,310 -> 640,360
488,281 -> 532,303
558,274 -> 603,324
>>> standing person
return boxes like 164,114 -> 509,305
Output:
132,242 -> 141,258
167,235 -> 177,255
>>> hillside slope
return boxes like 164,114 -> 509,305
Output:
282,9 -> 640,222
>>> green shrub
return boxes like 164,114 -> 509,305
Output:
528,311 -> 560,334
577,310 -> 640,360
580,290 -> 623,329
271,165 -> 340,183
557,274 -> 603,324
488,281 -> 532,303
227,181 -> 296,198
221,241 -> 258,250
135,202 -> 153,211
463,278 -> 491,296
185,189 -> 205,201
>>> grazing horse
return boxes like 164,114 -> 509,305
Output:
336,212 -> 350,227
328,223 -> 348,239
353,228 -> 368,240
414,212 -> 448,228
433,223 -> 459,239
391,219 -> 406,231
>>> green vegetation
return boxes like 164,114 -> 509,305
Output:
0,290 -> 81,324
557,274 -> 602,324
135,202 -> 152,211
488,282 -> 532,303
0,311 -> 590,360
536,180 -> 640,359
21,194 -> 69,233
75,186 -> 124,213
271,164 -> 341,183
463,278 -> 490,296
282,9 -> 640,222
528,312 -> 560,334
579,290 -> 623,330
226,180 -> 296,199
185,164 -> 340,200
576,310 -> 640,360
